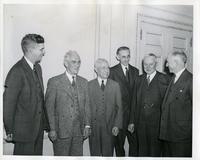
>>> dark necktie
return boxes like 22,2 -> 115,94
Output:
125,67 -> 129,82
72,76 -> 76,87
147,75 -> 150,85
101,80 -> 105,91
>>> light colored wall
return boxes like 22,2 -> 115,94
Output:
3,4 -> 193,155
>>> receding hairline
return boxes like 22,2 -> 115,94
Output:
64,50 -> 80,61
94,58 -> 109,69
143,53 -> 157,62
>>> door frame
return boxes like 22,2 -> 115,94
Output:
136,13 -> 193,74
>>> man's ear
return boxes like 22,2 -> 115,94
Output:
116,55 -> 120,61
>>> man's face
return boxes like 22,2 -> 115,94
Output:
143,56 -> 156,75
29,43 -> 45,63
166,55 -> 177,73
117,50 -> 130,66
96,62 -> 110,79
65,54 -> 81,75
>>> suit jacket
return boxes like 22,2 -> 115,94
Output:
88,79 -> 123,133
3,57 -> 48,142
109,63 -> 139,129
45,73 -> 91,139
159,69 -> 192,142
130,71 -> 170,128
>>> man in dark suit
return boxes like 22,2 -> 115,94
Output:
159,51 -> 192,157
3,34 -> 49,155
129,53 -> 170,156
109,46 -> 139,156
88,58 -> 123,156
45,50 -> 91,156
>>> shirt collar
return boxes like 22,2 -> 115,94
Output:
175,68 -> 185,82
65,71 -> 76,83
24,56 -> 34,70
121,64 -> 129,75
97,77 -> 107,86
147,71 -> 157,82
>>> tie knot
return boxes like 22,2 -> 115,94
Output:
125,67 -> 128,71
72,76 -> 76,87
102,80 -> 104,84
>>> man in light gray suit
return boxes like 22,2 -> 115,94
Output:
45,50 -> 91,156
88,58 -> 123,156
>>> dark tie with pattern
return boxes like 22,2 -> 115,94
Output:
125,67 -> 129,82
147,75 -> 150,85
101,80 -> 105,91
72,76 -> 76,87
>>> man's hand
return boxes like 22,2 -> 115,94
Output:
83,127 -> 91,140
5,133 -> 13,143
112,127 -> 119,136
48,130 -> 57,142
128,123 -> 134,133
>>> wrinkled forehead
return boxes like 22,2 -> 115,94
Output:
143,56 -> 156,64
118,49 -> 130,56
65,51 -> 81,61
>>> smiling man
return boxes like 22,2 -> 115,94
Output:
3,34 -> 49,155
109,46 -> 139,156
88,58 -> 122,156
129,53 -> 170,156
45,50 -> 91,156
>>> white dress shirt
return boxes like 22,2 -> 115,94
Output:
97,77 -> 107,86
121,64 -> 129,76
174,68 -> 185,83
65,71 -> 76,84
24,56 -> 34,70
147,71 -> 157,83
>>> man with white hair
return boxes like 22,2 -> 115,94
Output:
129,53 -> 170,156
45,50 -> 91,156
88,58 -> 123,156
159,51 -> 192,157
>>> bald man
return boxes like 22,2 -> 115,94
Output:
88,58 -> 123,156
129,53 -> 170,156
159,51 -> 192,157
45,51 -> 91,156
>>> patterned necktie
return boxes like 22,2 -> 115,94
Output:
101,80 -> 105,91
147,75 -> 150,85
125,67 -> 129,82
72,76 -> 76,87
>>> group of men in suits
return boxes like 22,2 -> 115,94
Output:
3,34 -> 192,157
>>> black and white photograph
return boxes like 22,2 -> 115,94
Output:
1,0 -> 200,159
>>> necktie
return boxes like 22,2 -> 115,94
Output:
72,76 -> 76,87
147,75 -> 150,85
125,67 -> 129,82
173,75 -> 177,84
101,80 -> 105,91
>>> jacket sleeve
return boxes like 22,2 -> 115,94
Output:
129,75 -> 139,125
114,83 -> 123,129
84,81 -> 91,127
45,79 -> 57,131
3,67 -> 23,135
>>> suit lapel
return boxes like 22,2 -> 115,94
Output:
116,64 -> 130,88
21,57 -> 36,87
34,64 -> 44,92
162,69 -> 188,107
60,73 -> 74,99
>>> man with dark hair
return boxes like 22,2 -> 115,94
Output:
129,53 -> 170,156
109,46 -> 139,156
159,51 -> 192,157
3,34 -> 49,155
